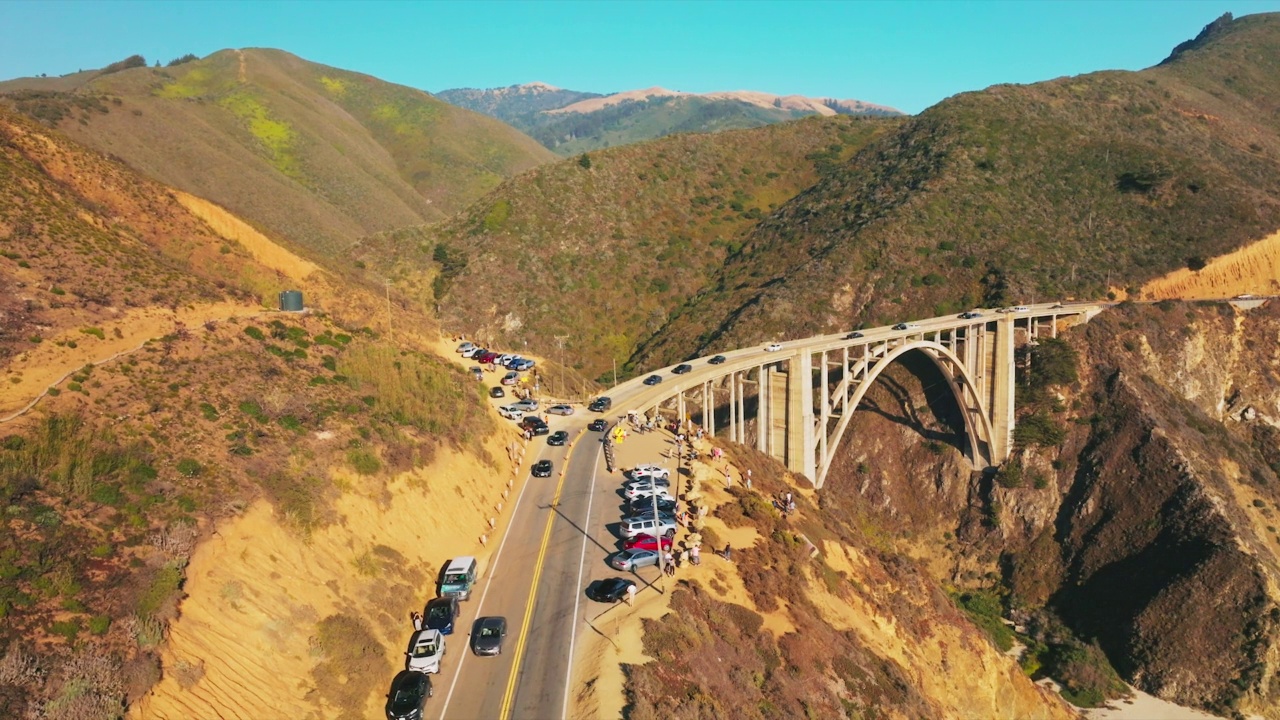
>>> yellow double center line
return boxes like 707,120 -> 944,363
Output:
497,436 -> 577,719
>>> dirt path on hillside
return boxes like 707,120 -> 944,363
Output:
0,301 -> 267,421
174,192 -> 319,281
1143,228 -> 1280,299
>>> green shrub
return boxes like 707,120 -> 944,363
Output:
176,458 -> 203,477
995,460 -> 1024,489
199,402 -> 219,421
49,618 -> 81,642
136,565 -> 183,617
243,326 -> 265,341
347,450 -> 381,476
1042,641 -> 1127,708
88,615 -> 111,635
1015,411 -> 1067,447
238,400 -> 267,422
79,327 -> 105,340
955,589 -> 1015,651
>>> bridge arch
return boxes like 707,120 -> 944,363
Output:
818,339 -> 994,487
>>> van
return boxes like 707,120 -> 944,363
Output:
440,556 -> 478,600
589,396 -> 612,412
621,516 -> 677,539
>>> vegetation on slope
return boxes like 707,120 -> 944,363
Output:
630,12 -> 1280,368
0,49 -> 555,255
359,114 -> 899,380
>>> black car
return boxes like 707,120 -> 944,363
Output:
587,577 -> 634,603
627,496 -> 678,515
672,364 -> 692,375
892,323 -> 909,330
520,417 -> 550,436
643,375 -> 662,386
470,616 -> 508,656
708,355 -> 726,364
548,430 -> 569,446
588,419 -> 607,432
959,311 -> 982,319
532,459 -> 553,477
588,396 -> 612,412
424,597 -> 459,635
489,386 -> 505,398
386,670 -> 432,720
845,331 -> 864,339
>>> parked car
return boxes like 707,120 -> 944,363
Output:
512,359 -> 535,371
959,311 -> 982,319
498,406 -> 523,421
501,371 -> 519,386
462,346 -> 483,359
620,516 -> 677,539
469,367 -> 483,381
672,364 -> 692,375
764,342 -> 783,352
588,396 -> 612,412
547,404 -> 574,416
623,476 -> 671,491
845,331 -> 864,339
548,430 -> 568,446
625,485 -> 674,501
643,375 -> 662,386
385,670 -> 432,720
470,616 -> 507,656
623,533 -> 674,552
532,460 -> 553,477
457,341 -> 476,354
477,351 -> 499,364
626,496 -> 678,515
489,386 -> 505,399
708,355 -> 726,364
629,464 -> 670,481
497,354 -> 515,367
588,419 -> 608,432
405,629 -> 445,674
587,577 -> 634,603
424,597 -> 460,635
512,398 -> 539,413
611,548 -> 660,572
520,416 -> 548,434
626,510 -> 677,525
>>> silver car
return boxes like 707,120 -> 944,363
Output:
547,404 -> 574,416
610,548 -> 660,572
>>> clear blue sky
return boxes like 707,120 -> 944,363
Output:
3,1 -> 1280,114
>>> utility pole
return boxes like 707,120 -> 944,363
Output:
554,335 -> 569,398
613,357 -> 617,388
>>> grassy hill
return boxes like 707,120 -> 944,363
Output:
354,114 -> 900,380
439,83 -> 902,155
629,12 -> 1280,368
0,49 -> 555,255
0,105 -> 499,717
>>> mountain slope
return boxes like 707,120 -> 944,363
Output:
0,49 -> 555,255
438,82 -> 902,155
355,114 -> 900,379
631,12 -> 1280,368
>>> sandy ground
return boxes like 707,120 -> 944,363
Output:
132,434 -> 523,719
1086,687 -> 1234,720
1142,228 -> 1280,300
174,191 -> 319,282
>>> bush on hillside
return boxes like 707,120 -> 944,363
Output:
98,55 -> 146,76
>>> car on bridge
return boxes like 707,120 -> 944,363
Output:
708,355 -> 727,364
424,597 -> 459,635
498,406 -> 523,420
547,404 -> 574,416
532,459 -> 553,477
892,323 -> 921,331
623,533 -> 674,552
764,342 -> 783,352
672,364 -> 692,374
959,311 -> 982,319
548,430 -> 569,446
385,670 -> 432,719
588,419 -> 608,431
845,331 -> 864,339
405,629 -> 445,674
587,577 -> 634,603
470,616 -> 507,656
643,374 -> 663,385
611,548 -> 661,572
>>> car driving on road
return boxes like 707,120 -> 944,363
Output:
611,548 -> 660,572
548,430 -> 568,446
764,342 -> 783,352
405,629 -> 445,674
498,406 -> 523,420
643,374 -> 662,385
892,322 -> 921,331
588,396 -> 612,412
532,459 -> 553,477
708,354 -> 726,364
672,364 -> 692,374
470,616 -> 507,656
845,331 -> 864,339
424,597 -> 459,635
588,419 -> 607,431
489,386 -> 505,398
385,670 -> 432,719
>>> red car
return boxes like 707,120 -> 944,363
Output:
477,351 -> 500,364
623,534 -> 673,552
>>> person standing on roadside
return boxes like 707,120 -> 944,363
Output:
626,583 -> 636,606
411,611 -> 423,631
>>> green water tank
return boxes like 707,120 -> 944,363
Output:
279,290 -> 304,312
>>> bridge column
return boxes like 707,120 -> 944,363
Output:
676,391 -> 686,431
757,365 -> 769,453
818,350 -> 829,470
703,381 -> 714,436
736,373 -> 746,445
785,348 -> 817,481
990,316 -> 1016,465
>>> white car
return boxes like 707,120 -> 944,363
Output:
629,464 -> 670,481
461,345 -> 481,358
547,404 -> 574,416
405,629 -> 445,674
457,342 -> 476,355
625,486 -> 675,501
497,354 -> 515,366
1009,306 -> 1030,313
764,343 -> 783,352
498,406 -> 524,421
624,477 -> 671,492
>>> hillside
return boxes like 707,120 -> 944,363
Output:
629,12 -> 1280,368
438,82 -> 902,155
0,49 -> 555,255
0,105 -> 510,718
355,114 -> 901,380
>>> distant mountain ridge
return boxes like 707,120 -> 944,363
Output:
437,81 -> 901,155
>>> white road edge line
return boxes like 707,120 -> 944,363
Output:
438,460 -> 539,719
562,441 -> 602,719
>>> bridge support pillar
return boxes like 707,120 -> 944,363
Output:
990,316 -> 1016,465
785,348 -> 817,482
758,365 -> 770,454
